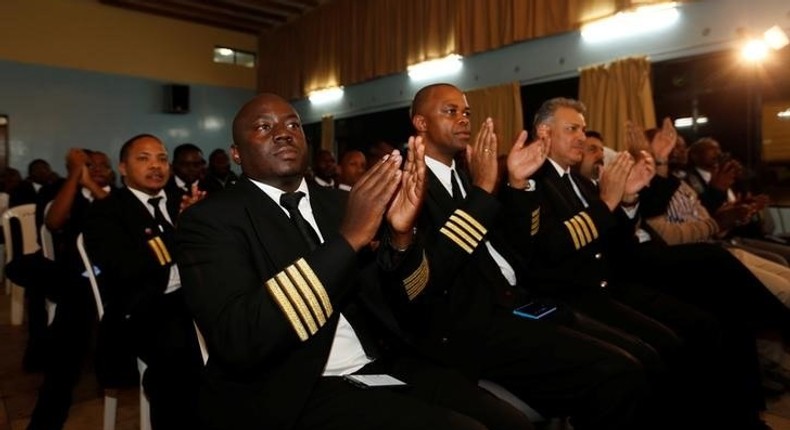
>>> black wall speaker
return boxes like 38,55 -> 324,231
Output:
164,84 -> 190,114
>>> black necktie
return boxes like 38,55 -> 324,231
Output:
450,169 -> 464,204
280,191 -> 321,251
147,197 -> 175,240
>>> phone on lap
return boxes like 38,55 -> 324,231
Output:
513,300 -> 558,320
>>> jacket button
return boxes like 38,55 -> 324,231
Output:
594,253 -> 602,260
441,337 -> 449,344
599,280 -> 608,288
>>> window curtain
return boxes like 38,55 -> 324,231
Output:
258,0 -> 668,99
578,56 -> 656,151
464,82 -> 524,156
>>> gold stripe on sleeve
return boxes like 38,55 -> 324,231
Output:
264,279 -> 309,341
569,216 -> 590,246
403,253 -> 429,300
579,212 -> 599,240
285,265 -> 327,325
153,237 -> 172,263
564,220 -> 581,250
454,210 -> 487,237
295,259 -> 333,318
147,239 -> 166,266
440,227 -> 474,254
444,221 -> 478,249
276,272 -> 318,335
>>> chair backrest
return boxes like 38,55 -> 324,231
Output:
2,204 -> 40,263
76,233 -> 105,320
40,201 -> 55,260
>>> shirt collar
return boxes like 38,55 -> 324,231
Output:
81,185 -> 111,202
548,158 -> 570,177
424,155 -> 457,196
127,186 -> 166,207
249,177 -> 310,211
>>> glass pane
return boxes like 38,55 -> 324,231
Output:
236,51 -> 256,68
213,47 -> 234,64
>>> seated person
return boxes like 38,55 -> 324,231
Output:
176,92 -> 535,430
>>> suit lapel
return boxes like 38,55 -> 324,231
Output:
236,178 -> 312,271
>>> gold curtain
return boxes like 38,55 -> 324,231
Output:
456,0 -> 571,56
464,82 -> 524,156
258,0 -> 668,99
578,56 -> 656,151
320,115 -> 335,152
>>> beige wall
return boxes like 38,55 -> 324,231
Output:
0,0 -> 257,89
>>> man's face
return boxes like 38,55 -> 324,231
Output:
209,151 -> 231,177
231,94 -> 308,188
30,161 -> 53,185
669,136 -> 688,167
314,151 -> 337,181
414,85 -> 471,162
120,137 -> 170,195
338,151 -> 366,186
578,136 -> 605,181
691,140 -> 721,171
173,150 -> 206,185
542,106 -> 587,170
87,152 -> 113,187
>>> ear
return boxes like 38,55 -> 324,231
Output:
537,124 -> 550,139
230,145 -> 241,165
412,114 -> 428,133
118,162 -> 127,178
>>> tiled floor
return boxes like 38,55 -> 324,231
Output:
1,292 -> 790,430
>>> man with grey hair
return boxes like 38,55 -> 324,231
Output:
529,97 -> 773,430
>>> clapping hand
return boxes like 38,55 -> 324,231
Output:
386,136 -> 427,249
506,131 -> 546,189
467,118 -> 499,194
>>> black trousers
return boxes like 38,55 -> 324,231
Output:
474,311 -> 650,430
26,275 -> 96,430
293,356 -> 533,430
133,290 -> 204,430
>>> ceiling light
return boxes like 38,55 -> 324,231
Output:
674,116 -> 708,128
777,109 -> 790,120
581,2 -> 679,43
408,54 -> 463,81
763,25 -> 789,50
308,86 -> 344,104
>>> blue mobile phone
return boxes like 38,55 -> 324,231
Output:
513,300 -> 558,320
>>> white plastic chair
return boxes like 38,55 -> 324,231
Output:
1,203 -> 40,325
76,233 -> 151,430
0,191 -> 9,293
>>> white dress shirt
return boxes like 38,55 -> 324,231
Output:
250,177 -> 373,376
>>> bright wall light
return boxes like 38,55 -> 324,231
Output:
741,39 -> 769,62
674,116 -> 708,128
408,54 -> 463,81
308,87 -> 344,104
777,108 -> 790,120
581,2 -> 679,43
764,25 -> 789,50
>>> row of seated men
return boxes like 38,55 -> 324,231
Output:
4,144 -> 237,430
7,83 -> 790,430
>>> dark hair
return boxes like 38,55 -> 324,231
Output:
410,83 -> 457,120
585,130 -> 604,141
27,159 -> 49,176
173,143 -> 203,162
119,133 -> 160,162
